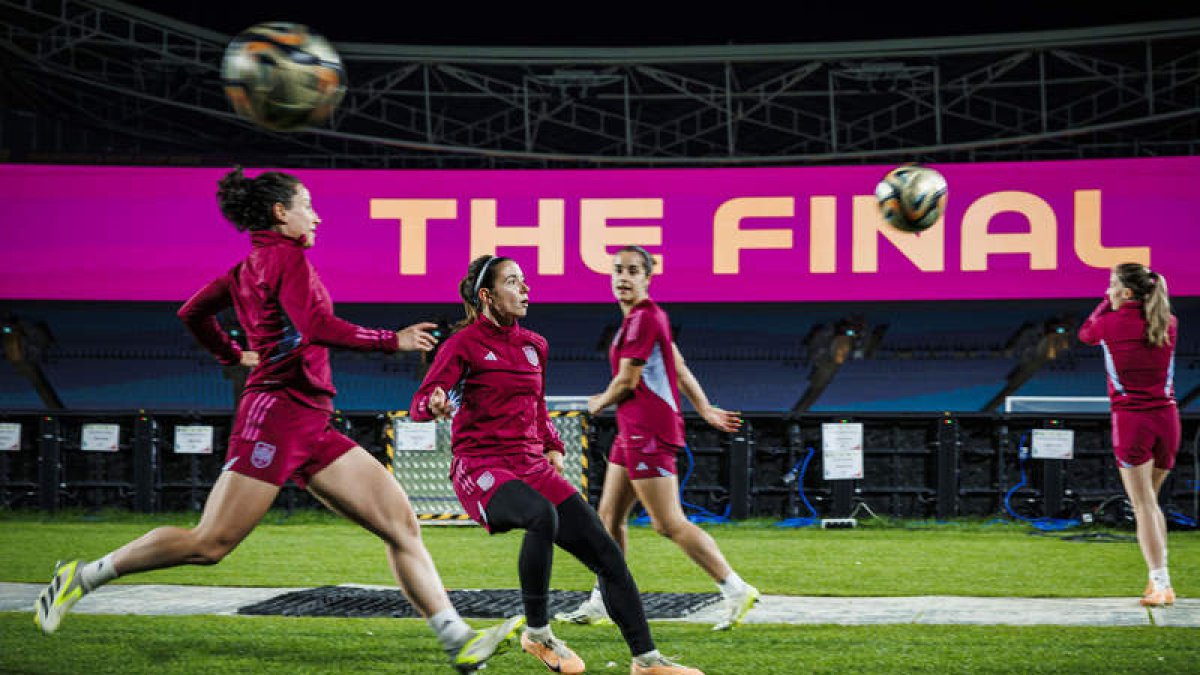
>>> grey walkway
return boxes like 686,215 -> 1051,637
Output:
2,582 -> 1198,627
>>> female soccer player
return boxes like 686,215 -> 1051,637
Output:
1079,262 -> 1180,606
558,245 -> 759,630
34,168 -> 521,673
410,254 -> 703,675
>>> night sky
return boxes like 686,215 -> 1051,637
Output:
122,1 -> 1198,46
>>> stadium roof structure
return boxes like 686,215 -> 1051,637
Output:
1,0 -> 1198,167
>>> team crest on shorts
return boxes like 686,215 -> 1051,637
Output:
251,441 -> 276,469
522,346 -> 539,367
477,470 -> 496,492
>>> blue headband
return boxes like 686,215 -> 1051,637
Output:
472,257 -> 498,307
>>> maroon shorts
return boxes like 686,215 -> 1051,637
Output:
450,451 -> 578,532
1112,406 -> 1181,470
608,433 -> 681,480
224,390 -> 357,488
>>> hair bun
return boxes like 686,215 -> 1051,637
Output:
215,167 -> 299,232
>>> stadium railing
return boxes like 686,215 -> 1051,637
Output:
0,409 -> 1195,525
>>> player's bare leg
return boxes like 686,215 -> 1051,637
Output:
632,474 -> 758,630
1120,461 -> 1175,606
308,447 -> 520,671
37,470 -> 278,633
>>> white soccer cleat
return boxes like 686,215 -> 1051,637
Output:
34,560 -> 88,634
712,584 -> 759,631
554,595 -> 611,625
630,652 -> 705,674
452,614 -> 524,673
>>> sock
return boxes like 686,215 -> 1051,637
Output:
718,571 -> 746,596
427,608 -> 474,654
634,649 -> 662,665
79,553 -> 119,592
588,582 -> 603,605
524,624 -> 552,640
1149,567 -> 1171,592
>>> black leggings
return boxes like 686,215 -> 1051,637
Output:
485,480 -> 654,655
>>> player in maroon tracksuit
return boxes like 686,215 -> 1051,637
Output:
34,169 -> 521,672
1079,262 -> 1179,606
411,254 -> 703,675
558,246 -> 758,630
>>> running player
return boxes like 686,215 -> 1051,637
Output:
34,168 -> 521,673
411,254 -> 703,675
1078,262 -> 1180,606
557,245 -> 759,630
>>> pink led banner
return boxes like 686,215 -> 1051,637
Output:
0,158 -> 1195,303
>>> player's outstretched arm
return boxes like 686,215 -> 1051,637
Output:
395,322 -> 438,352
674,342 -> 740,433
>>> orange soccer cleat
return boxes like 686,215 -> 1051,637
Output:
1140,587 -> 1176,607
520,630 -> 586,674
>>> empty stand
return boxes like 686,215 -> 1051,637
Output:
1,298 -> 1196,413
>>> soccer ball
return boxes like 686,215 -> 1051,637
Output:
221,22 -> 346,131
874,165 -> 948,233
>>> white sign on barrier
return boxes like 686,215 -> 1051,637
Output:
394,420 -> 437,452
822,422 -> 864,480
0,422 -> 20,452
81,423 -> 120,452
174,425 -> 214,455
1031,428 -> 1074,460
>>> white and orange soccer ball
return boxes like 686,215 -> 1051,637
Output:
874,165 -> 948,233
221,22 -> 346,132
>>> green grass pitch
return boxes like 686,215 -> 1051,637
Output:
3,510 -> 1198,673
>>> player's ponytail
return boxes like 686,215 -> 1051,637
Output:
216,167 -> 300,232
454,255 -> 511,333
1144,271 -> 1171,347
1114,263 -> 1172,347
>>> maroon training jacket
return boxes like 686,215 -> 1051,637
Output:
178,230 -> 398,410
1078,299 -> 1177,412
410,316 -> 564,458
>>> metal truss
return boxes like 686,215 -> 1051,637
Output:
1,0 -> 1198,168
